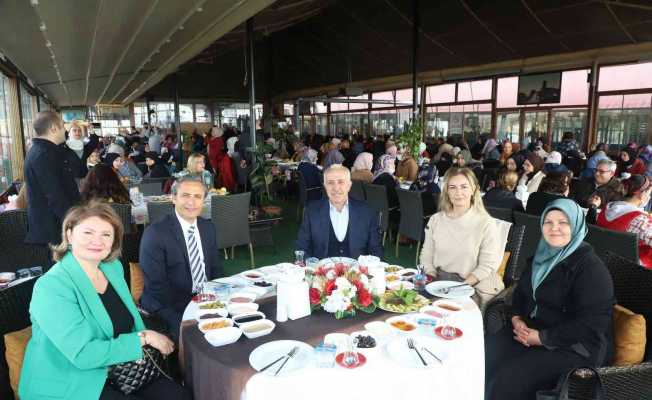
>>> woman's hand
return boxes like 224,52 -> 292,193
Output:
463,274 -> 479,286
511,317 -> 542,347
141,330 -> 175,355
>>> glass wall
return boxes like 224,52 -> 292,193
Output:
0,73 -> 13,189
20,84 -> 36,148
150,102 -> 176,128
214,103 -> 263,132
596,94 -> 651,146
194,104 -> 210,123
551,110 -> 587,147
133,102 -> 148,128
90,106 -> 131,136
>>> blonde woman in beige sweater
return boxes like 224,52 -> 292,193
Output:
419,167 -> 504,307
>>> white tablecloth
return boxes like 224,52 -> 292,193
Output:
241,298 -> 485,400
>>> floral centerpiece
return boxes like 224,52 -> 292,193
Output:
308,262 -> 376,319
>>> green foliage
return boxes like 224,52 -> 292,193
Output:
397,120 -> 423,160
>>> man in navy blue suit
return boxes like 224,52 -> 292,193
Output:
296,164 -> 383,260
140,175 -> 223,339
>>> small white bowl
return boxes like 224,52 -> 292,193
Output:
363,321 -> 393,338
396,268 -> 418,280
350,330 -> 380,349
227,302 -> 259,316
204,326 -> 242,347
323,332 -> 350,350
385,316 -> 418,334
0,272 -> 16,287
228,292 -> 257,303
387,280 -> 415,291
198,317 -> 234,334
419,305 -> 444,319
385,273 -> 401,285
241,270 -> 265,282
384,265 -> 403,274
240,319 -> 276,339
196,306 -> 228,322
232,311 -> 266,326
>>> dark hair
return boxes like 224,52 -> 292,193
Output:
33,111 -> 62,136
622,174 -> 651,198
562,131 -> 575,141
538,171 -> 571,195
80,165 -> 131,204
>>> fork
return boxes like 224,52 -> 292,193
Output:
407,338 -> 427,366
439,283 -> 471,294
274,346 -> 299,376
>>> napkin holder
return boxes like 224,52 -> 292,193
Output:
276,267 -> 311,322
358,255 -> 385,296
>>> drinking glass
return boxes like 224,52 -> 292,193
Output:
29,267 -> 44,277
315,343 -> 337,368
342,337 -> 359,367
294,250 -> 305,267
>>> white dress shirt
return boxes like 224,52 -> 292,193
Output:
175,211 -> 205,274
329,201 -> 349,242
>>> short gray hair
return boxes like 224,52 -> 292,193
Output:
323,164 -> 351,182
171,175 -> 208,198
597,159 -> 617,172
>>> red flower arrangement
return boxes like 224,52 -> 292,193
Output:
308,262 -> 376,319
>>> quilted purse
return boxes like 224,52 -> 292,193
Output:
107,345 -> 170,395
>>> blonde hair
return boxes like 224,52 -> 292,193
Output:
438,167 -> 487,215
51,201 -> 124,262
498,170 -> 519,192
186,153 -> 205,173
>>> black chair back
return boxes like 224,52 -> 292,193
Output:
350,180 -> 365,201
396,189 -> 426,242
146,202 -> 174,225
0,210 -> 51,272
211,192 -> 251,249
503,224 -> 526,287
487,206 -> 514,223
109,203 -> 132,233
587,224 -> 639,264
364,183 -> 391,233
513,211 -> 542,274
140,181 -> 164,196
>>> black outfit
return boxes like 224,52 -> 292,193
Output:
372,173 -> 399,210
145,163 -> 171,179
340,148 -> 356,169
61,143 -> 87,178
482,188 -> 524,212
139,214 -> 223,340
327,221 -> 351,258
99,283 -> 134,337
485,243 -> 614,400
525,192 -> 566,216
570,177 -> 621,209
24,138 -> 81,246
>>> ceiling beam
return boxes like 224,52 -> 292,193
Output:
95,0 -> 159,105
110,0 -> 207,104
382,0 -> 457,56
603,1 -> 637,44
458,0 -> 517,55
84,0 -> 104,104
121,0 -> 277,105
520,0 -> 571,51
601,0 -> 652,12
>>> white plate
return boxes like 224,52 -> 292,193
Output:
204,327 -> 242,347
425,280 -> 474,299
240,270 -> 266,282
249,340 -> 314,376
385,336 -> 448,368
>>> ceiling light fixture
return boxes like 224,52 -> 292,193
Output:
197,7 -> 203,12
30,0 -> 38,6
166,38 -> 171,43
179,25 -> 184,30
45,40 -> 52,47
39,22 -> 46,31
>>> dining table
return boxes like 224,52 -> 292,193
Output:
179,272 -> 485,400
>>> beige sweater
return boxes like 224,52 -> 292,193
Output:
420,208 -> 503,287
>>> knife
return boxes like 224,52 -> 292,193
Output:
259,355 -> 286,372
422,347 -> 443,364
274,346 -> 298,376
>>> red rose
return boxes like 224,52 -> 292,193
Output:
352,280 -> 364,292
359,266 -> 369,275
324,279 -> 337,295
334,263 -> 347,276
357,288 -> 372,307
309,288 -> 322,305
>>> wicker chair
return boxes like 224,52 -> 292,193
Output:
0,210 -> 51,273
211,192 -> 254,266
363,183 -> 396,246
586,224 -> 639,264
109,202 -> 132,233
484,252 -> 652,399
486,206 -> 514,223
146,201 -> 175,225
350,180 -> 365,201
395,189 -> 432,264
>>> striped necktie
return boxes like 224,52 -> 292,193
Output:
187,225 -> 206,292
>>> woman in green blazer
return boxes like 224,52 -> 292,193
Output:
18,201 -> 191,400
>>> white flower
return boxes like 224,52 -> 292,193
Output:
323,292 -> 348,313
335,277 -> 351,291
359,274 -> 369,287
326,270 -> 336,280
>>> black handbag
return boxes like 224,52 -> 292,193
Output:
107,345 -> 171,395
537,367 -> 606,400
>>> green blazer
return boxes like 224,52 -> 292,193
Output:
18,252 -> 146,400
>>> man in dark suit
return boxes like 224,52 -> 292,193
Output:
296,164 -> 383,259
139,175 -> 223,339
24,111 -> 81,250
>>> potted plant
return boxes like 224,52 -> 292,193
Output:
396,120 -> 424,160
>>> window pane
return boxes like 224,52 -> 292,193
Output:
551,109 -> 587,148
599,62 -> 652,92
313,102 -> 327,114
596,93 -> 652,146
425,83 -> 455,104
20,85 -> 35,148
179,104 -> 193,122
372,91 -> 394,109
497,70 -> 589,108
195,104 -> 210,123
348,95 -> 368,111
395,88 -> 420,106
497,112 -> 520,144
457,79 -> 492,102
0,74 -> 13,189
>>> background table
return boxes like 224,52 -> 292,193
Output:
181,297 -> 484,400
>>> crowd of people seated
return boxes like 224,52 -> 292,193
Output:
5,110 -> 652,399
